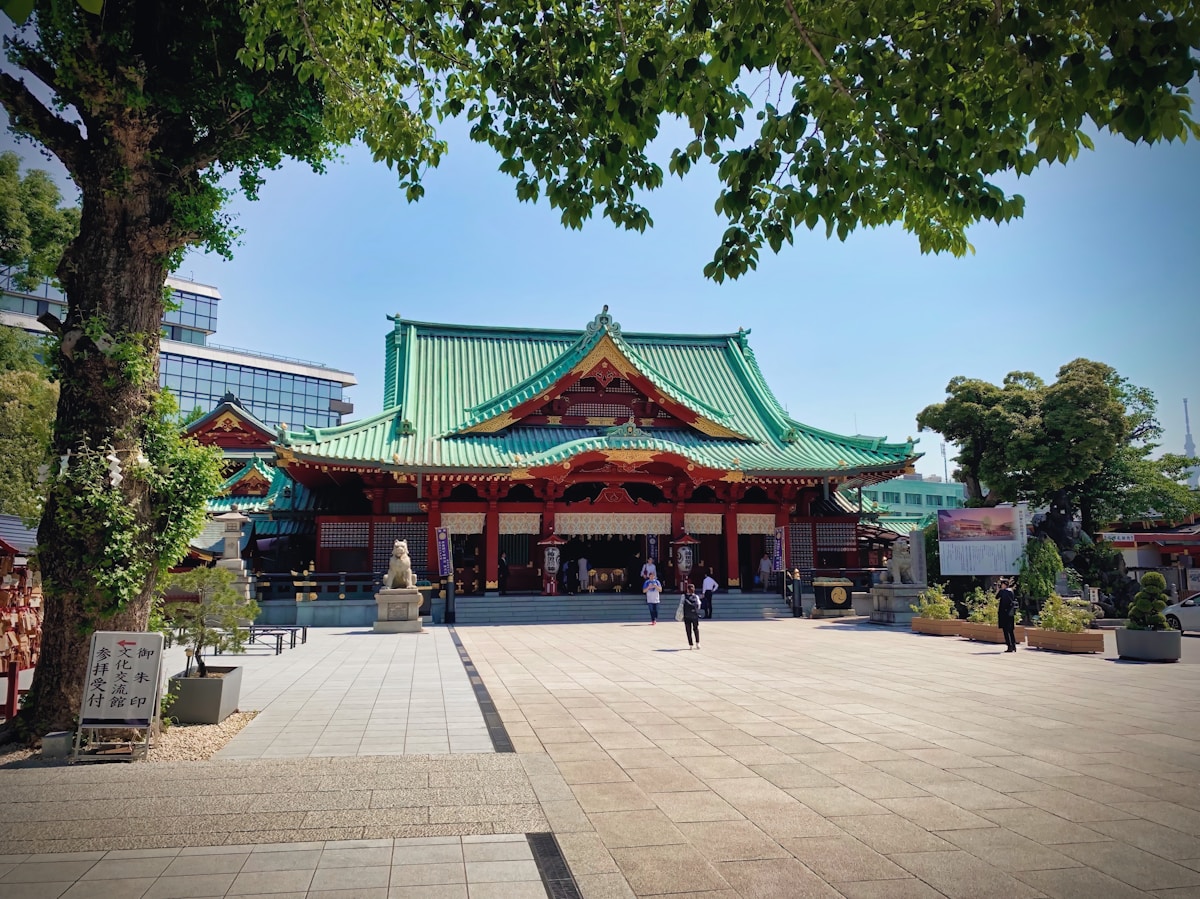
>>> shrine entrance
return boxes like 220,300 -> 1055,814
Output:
558,535 -> 644,594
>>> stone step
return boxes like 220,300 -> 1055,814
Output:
451,593 -> 793,624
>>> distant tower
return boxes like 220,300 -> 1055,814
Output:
1186,399 -> 1199,489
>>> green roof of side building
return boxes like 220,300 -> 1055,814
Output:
278,310 -> 918,479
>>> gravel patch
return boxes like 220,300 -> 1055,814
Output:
0,711 -> 258,766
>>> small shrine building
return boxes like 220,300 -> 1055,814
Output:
240,309 -> 920,595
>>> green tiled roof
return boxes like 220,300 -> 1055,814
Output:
207,458 -> 314,515
279,311 -> 917,477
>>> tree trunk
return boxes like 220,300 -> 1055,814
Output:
17,159 -> 176,738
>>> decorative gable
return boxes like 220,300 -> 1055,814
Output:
185,393 -> 276,451
457,309 -> 748,440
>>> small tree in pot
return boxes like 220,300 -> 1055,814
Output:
1116,572 -> 1180,662
163,566 -> 258,677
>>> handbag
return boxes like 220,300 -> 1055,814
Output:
675,598 -> 685,622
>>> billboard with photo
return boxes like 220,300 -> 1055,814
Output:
937,505 -> 1029,576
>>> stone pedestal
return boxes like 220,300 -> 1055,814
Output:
869,584 -> 924,626
374,587 -> 424,633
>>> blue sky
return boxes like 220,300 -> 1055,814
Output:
3,109 -> 1196,478
174,117 -> 1197,478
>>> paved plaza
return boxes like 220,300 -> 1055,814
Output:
2,619 -> 1200,898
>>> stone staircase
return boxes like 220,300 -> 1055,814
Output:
451,591 -> 794,625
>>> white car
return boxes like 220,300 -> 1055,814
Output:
1163,597 -> 1200,633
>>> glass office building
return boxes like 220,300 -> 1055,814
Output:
1,271 -> 356,429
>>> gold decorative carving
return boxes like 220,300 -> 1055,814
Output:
509,467 -> 533,480
546,416 -> 562,425
462,412 -> 515,434
486,580 -> 499,590
721,470 -> 746,482
276,447 -> 296,466
213,411 -> 244,432
570,334 -> 633,381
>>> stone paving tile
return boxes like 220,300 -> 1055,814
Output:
933,826 -> 1085,871
889,849 -> 1045,899
713,858 -> 842,898
1052,841 -> 1200,891
829,814 -> 955,854
1014,866 -> 1150,899
676,821 -> 788,863
609,845 -> 729,894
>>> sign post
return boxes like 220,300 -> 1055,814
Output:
74,631 -> 165,762
773,526 -> 786,599
436,526 -> 455,624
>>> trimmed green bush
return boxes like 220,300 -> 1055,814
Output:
913,583 -> 955,620
1127,571 -> 1170,631
965,587 -> 999,626
1037,593 -> 1094,633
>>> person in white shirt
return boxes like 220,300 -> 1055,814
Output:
640,558 -> 657,580
757,552 -> 772,592
701,569 -> 719,619
643,575 -> 662,625
578,556 -> 589,592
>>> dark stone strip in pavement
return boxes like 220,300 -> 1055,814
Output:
528,831 -> 583,899
449,626 -> 514,753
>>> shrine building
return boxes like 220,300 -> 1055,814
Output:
227,308 -> 920,597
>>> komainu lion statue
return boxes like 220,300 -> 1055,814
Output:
384,539 -> 414,589
886,537 -> 915,585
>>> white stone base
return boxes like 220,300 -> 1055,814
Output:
869,584 -> 924,626
374,587 -> 424,634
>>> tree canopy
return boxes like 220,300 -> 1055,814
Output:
0,151 -> 78,292
918,360 -> 1200,538
0,327 -> 57,521
0,0 -> 1197,735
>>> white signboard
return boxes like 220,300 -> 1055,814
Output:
80,631 -> 165,728
937,504 -> 1029,576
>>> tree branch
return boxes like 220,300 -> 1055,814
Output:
781,0 -> 850,98
0,73 -> 85,176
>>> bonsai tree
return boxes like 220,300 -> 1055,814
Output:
1127,571 -> 1170,632
161,566 -> 259,677
913,583 -> 956,620
1037,593 -> 1095,634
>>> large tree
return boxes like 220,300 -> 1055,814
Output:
1,0 -> 1198,735
918,360 -> 1200,544
0,150 -> 79,291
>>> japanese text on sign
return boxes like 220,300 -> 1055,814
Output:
80,632 -> 165,728
436,526 -> 453,577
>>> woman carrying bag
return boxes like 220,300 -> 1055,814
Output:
680,582 -> 702,649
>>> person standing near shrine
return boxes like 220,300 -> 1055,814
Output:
757,552 -> 772,592
578,554 -> 590,593
640,556 -> 657,580
701,569 -> 718,619
643,573 -> 662,625
498,551 -> 509,596
998,580 -> 1019,652
681,581 -> 702,649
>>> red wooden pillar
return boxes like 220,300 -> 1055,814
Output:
724,503 -> 740,591
484,481 -> 505,594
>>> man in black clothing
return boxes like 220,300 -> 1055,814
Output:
998,582 -> 1018,652
498,552 -> 509,595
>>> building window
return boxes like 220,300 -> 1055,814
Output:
864,491 -> 878,501
904,493 -> 923,505
881,491 -> 901,504
927,495 -> 943,507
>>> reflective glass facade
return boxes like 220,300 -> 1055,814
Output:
2,272 -> 354,429
160,354 -> 346,429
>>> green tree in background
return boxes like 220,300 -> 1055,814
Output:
917,360 -> 1198,548
0,151 -> 79,292
0,327 -> 57,520
1,0 -> 1197,736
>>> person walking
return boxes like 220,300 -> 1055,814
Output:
498,551 -> 509,595
701,569 -> 718,619
643,574 -> 662,625
998,581 -> 1018,652
757,552 -> 772,592
681,582 -> 702,648
640,557 -> 657,580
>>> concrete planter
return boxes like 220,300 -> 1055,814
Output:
165,665 -> 243,724
959,621 -> 1026,644
1026,628 -> 1105,654
912,617 -> 960,636
1115,628 -> 1181,662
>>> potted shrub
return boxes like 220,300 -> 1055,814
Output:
959,587 -> 1026,644
911,583 -> 960,636
1116,572 -> 1181,662
160,566 -> 259,723
1027,593 -> 1104,653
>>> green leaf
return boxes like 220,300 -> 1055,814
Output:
76,0 -> 103,13
1,0 -> 35,24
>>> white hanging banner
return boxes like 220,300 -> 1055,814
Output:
79,631 -> 165,728
683,513 -> 723,535
556,512 -> 672,537
499,512 -> 542,535
441,512 -> 486,534
737,513 -> 776,535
